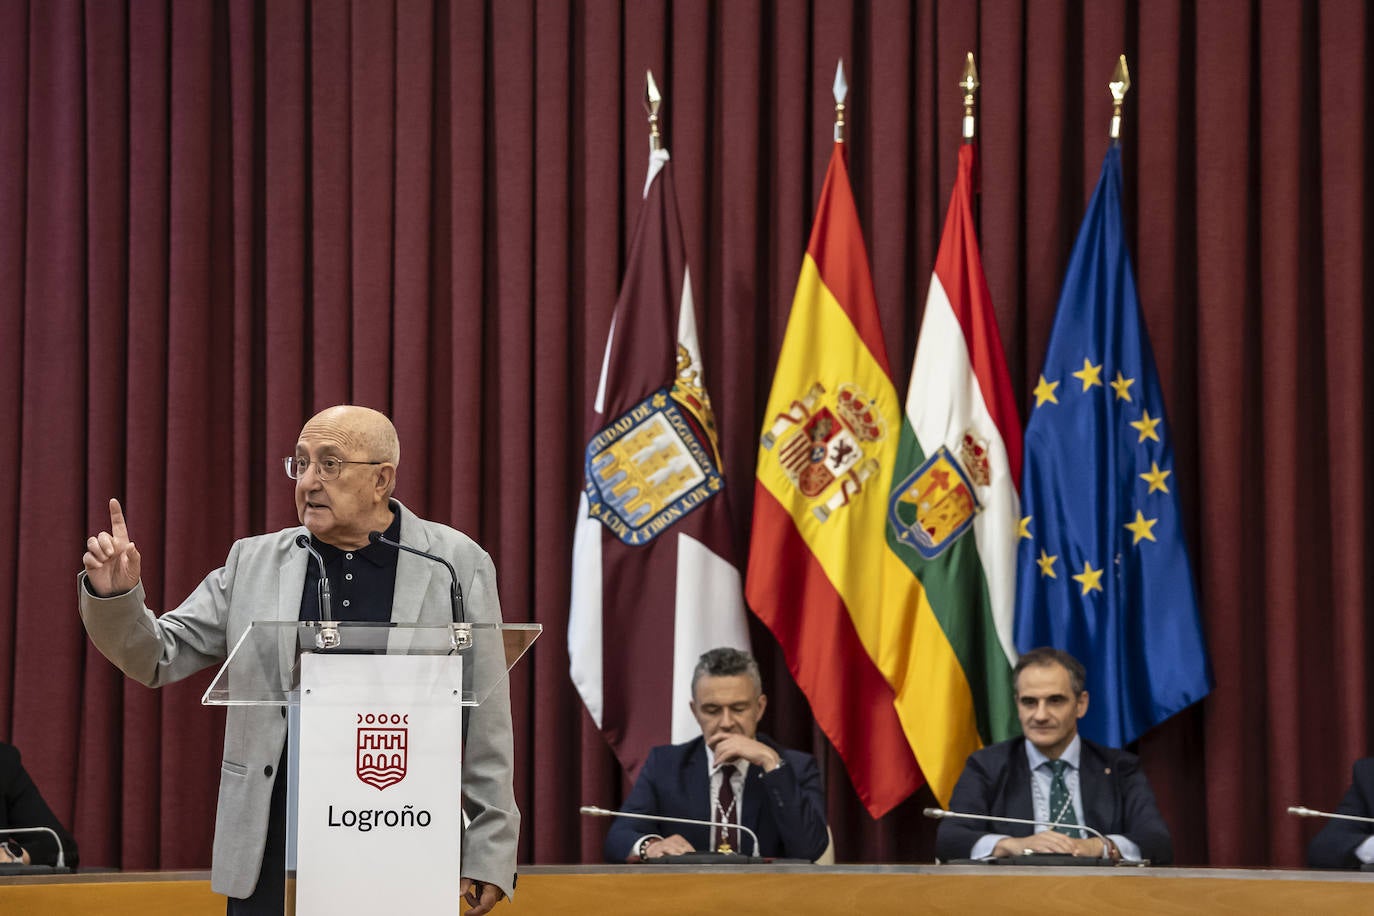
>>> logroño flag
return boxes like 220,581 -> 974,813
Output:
569,147 -> 750,777
884,142 -> 1021,806
747,140 -> 923,817
1015,145 -> 1212,747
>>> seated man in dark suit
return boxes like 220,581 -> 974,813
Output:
1308,758 -> 1374,868
935,647 -> 1171,864
0,741 -> 78,868
604,648 -> 828,863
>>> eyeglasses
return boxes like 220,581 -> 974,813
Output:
284,456 -> 384,481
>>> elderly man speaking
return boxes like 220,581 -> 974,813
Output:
79,405 -> 517,915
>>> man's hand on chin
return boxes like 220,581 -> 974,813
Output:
460,877 -> 505,914
707,733 -> 782,772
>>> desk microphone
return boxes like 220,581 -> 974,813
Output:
580,805 -> 761,858
1287,805 -> 1374,825
923,806 -> 1112,851
0,826 -> 67,869
369,531 -> 465,624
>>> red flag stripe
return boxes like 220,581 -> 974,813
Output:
747,484 -> 924,817
805,146 -> 893,378
934,145 -> 1023,485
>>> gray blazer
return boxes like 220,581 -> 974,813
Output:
78,500 -> 519,899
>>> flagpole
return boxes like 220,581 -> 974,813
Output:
645,69 -> 663,152
960,53 -> 982,233
1108,54 -> 1131,142
960,52 -> 979,144
833,59 -> 848,144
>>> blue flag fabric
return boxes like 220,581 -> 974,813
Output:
1015,146 -> 1212,748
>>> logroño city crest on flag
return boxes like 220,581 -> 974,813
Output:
582,364 -> 724,547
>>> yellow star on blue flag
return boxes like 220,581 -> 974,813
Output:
1014,146 -> 1212,748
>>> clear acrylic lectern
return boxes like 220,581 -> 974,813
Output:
203,620 -> 539,914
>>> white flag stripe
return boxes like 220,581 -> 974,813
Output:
643,147 -> 669,198
677,266 -> 702,372
672,533 -> 750,743
906,274 -> 1018,666
592,311 -> 615,415
568,492 -> 605,727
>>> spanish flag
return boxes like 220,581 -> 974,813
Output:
746,140 -> 922,817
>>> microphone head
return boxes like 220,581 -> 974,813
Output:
295,534 -> 311,548
579,805 -> 607,817
922,807 -> 946,819
1287,806 -> 1313,817
368,530 -> 383,544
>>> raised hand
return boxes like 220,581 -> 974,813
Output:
83,498 -> 142,597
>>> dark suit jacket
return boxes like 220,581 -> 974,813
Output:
0,742 -> 78,868
1308,757 -> 1374,868
935,736 -> 1172,865
604,734 -> 828,862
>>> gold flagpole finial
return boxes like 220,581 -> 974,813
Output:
833,59 -> 849,143
1108,54 -> 1131,140
645,70 -> 663,152
960,52 -> 980,142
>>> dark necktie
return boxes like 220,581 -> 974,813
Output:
1048,759 -> 1082,838
716,770 -> 739,853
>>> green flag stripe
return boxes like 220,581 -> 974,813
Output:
887,420 -> 1018,744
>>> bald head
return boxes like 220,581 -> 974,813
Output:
300,405 -> 400,469
293,406 -> 401,547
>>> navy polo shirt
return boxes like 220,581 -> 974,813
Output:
299,510 -> 402,622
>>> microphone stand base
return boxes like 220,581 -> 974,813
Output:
945,855 -> 1119,867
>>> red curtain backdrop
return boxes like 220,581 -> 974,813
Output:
0,0 -> 1367,870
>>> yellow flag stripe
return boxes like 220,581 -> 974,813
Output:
755,255 -> 894,657
754,256 -> 981,804
895,601 -> 983,805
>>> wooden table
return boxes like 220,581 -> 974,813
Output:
0,870 -> 219,915
2,864 -> 1371,914
509,864 -> 1374,915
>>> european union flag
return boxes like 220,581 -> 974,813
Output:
1015,146 -> 1212,748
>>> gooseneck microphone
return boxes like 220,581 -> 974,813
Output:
0,826 -> 68,868
296,534 -> 340,648
368,531 -> 465,624
580,805 -> 761,858
923,807 -> 1112,852
294,534 -> 333,622
1288,805 -> 1374,825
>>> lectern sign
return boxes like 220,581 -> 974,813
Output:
356,713 -> 409,790
296,654 -> 463,914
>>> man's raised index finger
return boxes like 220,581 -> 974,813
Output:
108,498 -> 129,538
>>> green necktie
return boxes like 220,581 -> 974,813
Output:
1048,759 -> 1083,838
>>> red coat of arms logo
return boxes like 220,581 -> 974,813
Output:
356,712 -> 409,790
